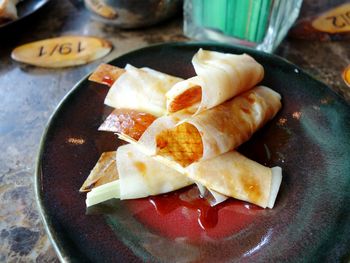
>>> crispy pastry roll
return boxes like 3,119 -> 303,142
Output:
166,49 -> 264,114
116,144 -> 193,199
83,145 -> 193,207
186,151 -> 282,208
83,147 -> 282,208
104,64 -> 183,116
129,86 -> 281,170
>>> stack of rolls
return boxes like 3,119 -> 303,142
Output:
81,49 -> 283,209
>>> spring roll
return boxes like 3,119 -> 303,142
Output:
166,49 -> 264,113
84,145 -> 193,207
104,64 -> 183,116
116,144 -> 193,199
130,86 -> 281,170
186,151 -> 282,208
84,147 -> 282,209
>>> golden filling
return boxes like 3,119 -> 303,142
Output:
156,122 -> 203,167
168,85 -> 202,112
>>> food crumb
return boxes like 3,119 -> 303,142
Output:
277,117 -> 287,126
292,111 -> 302,120
67,137 -> 85,145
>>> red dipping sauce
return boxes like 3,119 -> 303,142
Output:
102,75 -> 115,86
125,186 -> 261,243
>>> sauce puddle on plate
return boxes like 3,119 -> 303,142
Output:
125,186 -> 261,243
124,140 -> 279,243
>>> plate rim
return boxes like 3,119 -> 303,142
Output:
34,41 -> 349,262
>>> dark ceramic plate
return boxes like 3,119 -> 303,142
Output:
0,0 -> 50,29
35,43 -> 350,262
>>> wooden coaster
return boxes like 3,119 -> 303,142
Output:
312,3 -> 350,34
11,36 -> 112,68
342,65 -> 350,87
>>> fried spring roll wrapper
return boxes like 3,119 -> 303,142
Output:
98,109 -> 157,140
83,148 -> 281,208
84,145 -> 193,206
166,49 -> 264,113
186,151 -> 282,208
88,64 -> 126,86
104,64 -> 183,117
117,144 -> 193,199
135,86 -> 281,168
80,151 -> 119,192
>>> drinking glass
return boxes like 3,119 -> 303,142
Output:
184,0 -> 303,52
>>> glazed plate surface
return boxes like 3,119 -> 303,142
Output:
35,43 -> 350,262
